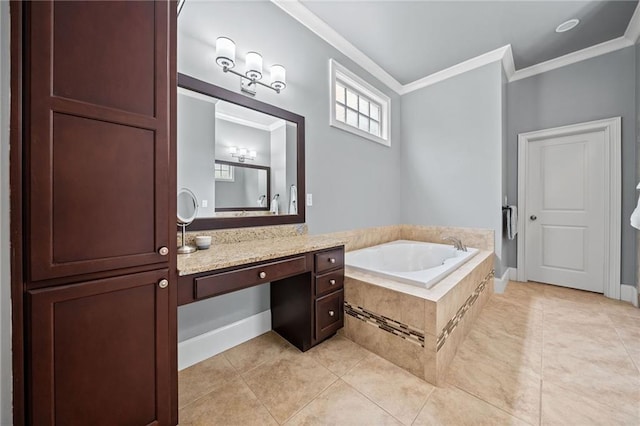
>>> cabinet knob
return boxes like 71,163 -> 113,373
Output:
259,271 -> 267,279
329,258 -> 336,264
158,246 -> 169,256
158,279 -> 169,289
328,310 -> 335,317
329,279 -> 336,285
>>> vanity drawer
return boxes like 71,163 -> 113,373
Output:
315,270 -> 344,297
195,256 -> 307,300
314,247 -> 344,274
315,289 -> 344,342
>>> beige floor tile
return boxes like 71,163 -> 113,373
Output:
457,327 -> 542,377
542,284 -> 604,305
474,297 -> 543,341
222,331 -> 297,373
242,351 -> 338,423
541,379 -> 640,426
600,298 -> 640,320
494,281 -> 546,311
414,383 -> 529,426
178,377 -> 278,426
285,379 -> 401,426
304,334 -> 369,377
613,321 -> 640,371
447,348 -> 541,425
342,353 -> 434,425
178,353 -> 238,408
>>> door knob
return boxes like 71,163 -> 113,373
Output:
158,279 -> 169,289
158,246 -> 169,256
328,310 -> 335,317
329,258 -> 336,264
329,279 -> 336,285
530,215 -> 537,221
259,271 -> 267,279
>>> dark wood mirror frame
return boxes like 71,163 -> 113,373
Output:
214,160 -> 271,212
178,73 -> 305,230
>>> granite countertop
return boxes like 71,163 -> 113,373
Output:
177,235 -> 346,276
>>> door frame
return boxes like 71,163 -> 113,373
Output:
516,117 -> 621,299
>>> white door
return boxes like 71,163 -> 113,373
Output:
525,130 -> 605,293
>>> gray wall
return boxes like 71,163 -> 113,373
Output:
177,93 -> 216,217
505,46 -> 637,286
215,166 -> 267,208
215,118 -> 272,166
400,61 -> 505,270
178,0 -> 401,339
0,1 -> 11,422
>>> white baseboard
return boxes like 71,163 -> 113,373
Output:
493,269 -> 510,294
620,284 -> 639,308
178,310 -> 272,371
507,267 -> 519,282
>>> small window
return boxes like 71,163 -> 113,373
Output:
330,59 -> 391,146
214,163 -> 234,181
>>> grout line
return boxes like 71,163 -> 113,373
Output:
238,373 -> 281,425
341,379 -> 410,425
452,385 -> 537,426
613,326 -> 640,375
279,369 -> 340,424
409,387 -> 435,425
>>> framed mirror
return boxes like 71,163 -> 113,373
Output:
214,160 -> 270,212
177,73 -> 305,230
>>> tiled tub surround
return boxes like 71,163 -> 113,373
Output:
337,224 -> 495,386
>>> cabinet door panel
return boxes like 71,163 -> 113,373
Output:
28,0 -> 170,281
29,270 -> 171,426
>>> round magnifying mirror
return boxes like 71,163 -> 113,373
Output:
177,188 -> 198,254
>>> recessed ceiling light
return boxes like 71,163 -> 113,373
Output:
556,19 -> 580,33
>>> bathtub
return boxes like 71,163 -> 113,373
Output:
345,240 -> 478,289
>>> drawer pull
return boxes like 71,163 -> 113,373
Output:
158,246 -> 169,256
328,310 -> 335,317
329,279 -> 336,285
329,258 -> 336,264
158,279 -> 169,289
259,271 -> 267,279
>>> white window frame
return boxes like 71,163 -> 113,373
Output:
214,163 -> 234,182
329,59 -> 391,147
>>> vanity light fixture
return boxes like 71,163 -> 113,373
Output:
229,146 -> 257,162
215,36 -> 287,96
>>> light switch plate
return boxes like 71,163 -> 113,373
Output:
306,193 -> 313,206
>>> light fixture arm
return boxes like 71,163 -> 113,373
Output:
223,65 -> 281,94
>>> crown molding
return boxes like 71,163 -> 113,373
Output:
400,45 -> 513,95
271,0 -> 639,93
216,111 -> 283,132
271,0 -> 403,94
624,1 -> 640,44
510,36 -> 633,82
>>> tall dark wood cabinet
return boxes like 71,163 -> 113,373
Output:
12,1 -> 177,425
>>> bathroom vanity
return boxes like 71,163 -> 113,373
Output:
178,237 -> 345,351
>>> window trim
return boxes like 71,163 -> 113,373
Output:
329,59 -> 391,147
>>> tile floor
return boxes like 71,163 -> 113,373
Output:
178,282 -> 640,425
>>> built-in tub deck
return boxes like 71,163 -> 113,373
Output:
342,239 -> 494,386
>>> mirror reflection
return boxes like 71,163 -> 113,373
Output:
177,87 -> 298,218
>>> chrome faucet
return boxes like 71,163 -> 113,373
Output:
442,236 -> 467,252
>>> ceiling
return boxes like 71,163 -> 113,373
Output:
301,1 -> 637,85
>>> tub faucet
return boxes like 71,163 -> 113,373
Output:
442,236 -> 467,252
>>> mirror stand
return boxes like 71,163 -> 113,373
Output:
177,223 -> 196,254
177,188 -> 198,254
